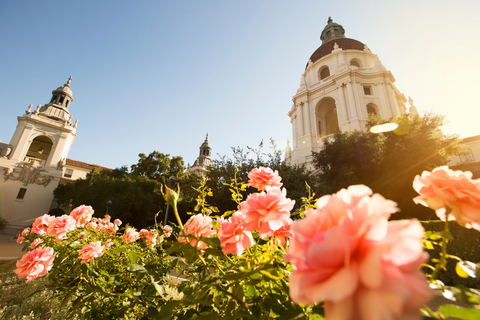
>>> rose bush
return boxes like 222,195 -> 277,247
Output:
12,166 -> 480,319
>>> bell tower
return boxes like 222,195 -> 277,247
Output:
7,77 -> 78,168
287,18 -> 408,169
186,134 -> 212,177
0,77 -> 79,230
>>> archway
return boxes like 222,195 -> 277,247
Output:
315,97 -> 339,137
25,135 -> 53,164
366,103 -> 379,117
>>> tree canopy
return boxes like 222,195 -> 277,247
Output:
312,113 -> 463,220
54,152 -> 201,228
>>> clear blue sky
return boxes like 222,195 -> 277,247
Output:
1,1 -> 479,170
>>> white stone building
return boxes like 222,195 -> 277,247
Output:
0,78 -> 108,234
286,18 -> 409,169
186,134 -> 212,178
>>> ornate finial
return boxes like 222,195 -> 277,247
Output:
68,115 -> 73,125
206,133 -> 208,141
327,17 -> 332,24
333,42 -> 339,50
66,76 -> 72,87
33,104 -> 41,115
73,119 -> 78,129
26,104 -> 33,114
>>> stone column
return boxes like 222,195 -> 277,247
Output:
346,81 -> 358,119
297,103 -> 304,137
303,101 -> 311,135
336,84 -> 347,125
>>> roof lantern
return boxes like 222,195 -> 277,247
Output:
320,17 -> 346,44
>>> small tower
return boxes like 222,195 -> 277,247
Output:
0,77 -> 79,230
288,18 -> 407,168
8,76 -> 78,167
186,134 -> 212,177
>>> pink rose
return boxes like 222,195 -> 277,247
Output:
163,225 -> 172,237
288,185 -> 431,320
218,211 -> 254,256
413,166 -> 480,231
114,219 -> 122,227
14,247 -> 55,282
241,188 -> 295,238
139,229 -> 158,248
21,228 -> 30,237
272,218 -> 294,244
179,214 -> 215,250
47,215 -> 76,239
78,241 -> 105,263
30,238 -> 44,249
31,214 -> 55,235
122,227 -> 140,243
16,236 -> 25,244
70,205 -> 94,227
247,167 -> 283,191
105,240 -> 114,250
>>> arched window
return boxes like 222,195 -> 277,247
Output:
319,67 -> 330,80
366,103 -> 378,116
350,59 -> 361,67
315,97 -> 339,137
25,135 -> 53,165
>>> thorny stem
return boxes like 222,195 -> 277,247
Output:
431,207 -> 451,281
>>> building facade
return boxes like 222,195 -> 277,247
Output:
287,18 -> 409,169
0,78 -> 106,234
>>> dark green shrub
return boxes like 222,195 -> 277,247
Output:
422,220 -> 480,288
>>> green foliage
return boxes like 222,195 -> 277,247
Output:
312,113 -> 463,220
18,222 -> 180,320
422,220 -> 480,289
206,140 -> 319,214
54,168 -> 164,228
54,152 -> 201,228
160,173 -> 323,319
130,151 -> 185,182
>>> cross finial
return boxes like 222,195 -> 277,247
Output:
328,17 -> 332,24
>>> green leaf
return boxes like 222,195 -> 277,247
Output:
154,300 -> 182,320
69,241 -> 83,249
129,252 -> 139,264
127,263 -> 146,273
423,241 -> 435,250
456,261 -> 477,278
438,305 -> 480,320
110,247 -> 128,253
148,307 -> 159,318
200,236 -> 221,248
150,275 -> 165,296
204,248 -> 224,257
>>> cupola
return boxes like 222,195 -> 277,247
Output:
320,17 -> 346,44
38,76 -> 74,122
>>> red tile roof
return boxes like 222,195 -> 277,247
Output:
307,38 -> 365,70
65,158 -> 111,171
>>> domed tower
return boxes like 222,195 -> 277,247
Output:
7,77 -> 78,167
186,134 -> 212,177
287,18 -> 407,168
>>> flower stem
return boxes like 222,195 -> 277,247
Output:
431,208 -> 451,281
172,204 -> 183,230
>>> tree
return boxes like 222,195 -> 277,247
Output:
130,151 -> 185,182
312,113 -> 464,220
54,152 -> 201,228
206,140 -> 319,214
54,168 -> 163,228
